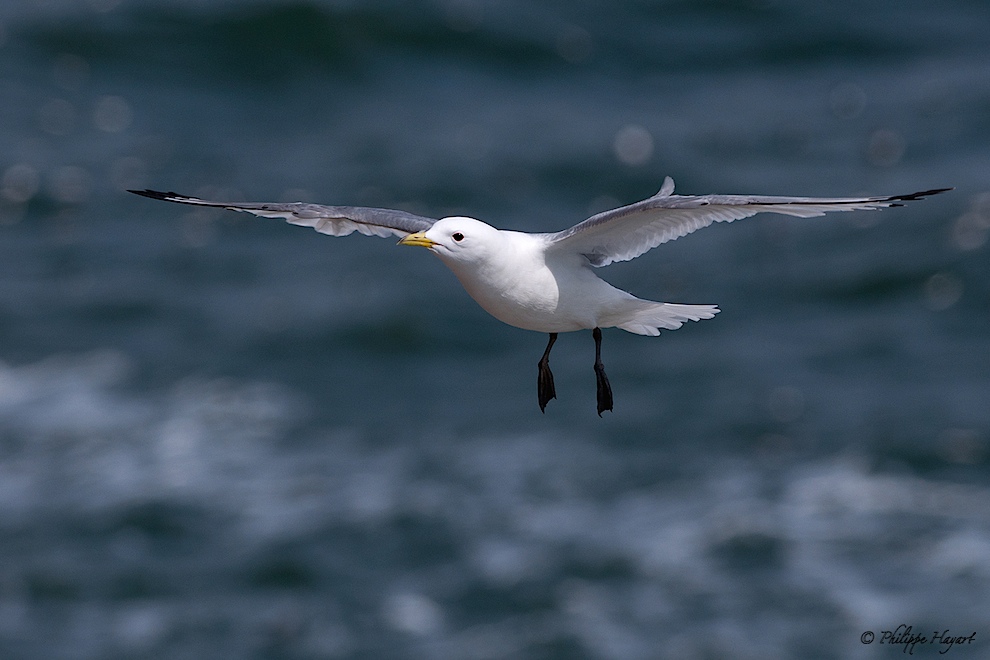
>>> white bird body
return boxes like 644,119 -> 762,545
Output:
421,217 -> 717,335
424,220 -> 565,331
130,176 -> 950,414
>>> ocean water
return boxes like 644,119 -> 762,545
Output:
1,0 -> 988,658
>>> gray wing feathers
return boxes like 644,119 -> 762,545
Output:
548,177 -> 950,267
128,190 -> 437,238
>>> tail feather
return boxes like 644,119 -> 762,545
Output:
615,302 -> 719,336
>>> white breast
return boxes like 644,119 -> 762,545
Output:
436,231 -> 627,333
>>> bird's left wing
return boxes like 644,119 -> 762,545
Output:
129,189 -> 437,238
545,177 -> 951,267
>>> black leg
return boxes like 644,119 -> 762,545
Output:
593,327 -> 613,416
537,333 -> 558,412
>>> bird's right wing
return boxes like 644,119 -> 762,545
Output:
129,189 -> 437,239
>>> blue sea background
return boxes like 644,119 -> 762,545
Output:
1,0 -> 988,658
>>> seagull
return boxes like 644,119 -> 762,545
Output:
130,178 -> 950,415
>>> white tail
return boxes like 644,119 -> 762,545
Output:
615,301 -> 719,336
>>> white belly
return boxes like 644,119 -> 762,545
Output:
447,257 -> 631,333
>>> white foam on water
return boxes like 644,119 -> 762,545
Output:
0,351 -> 302,521
1,362 -> 988,658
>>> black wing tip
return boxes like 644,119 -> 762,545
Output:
128,189 -> 193,202
889,187 -> 954,202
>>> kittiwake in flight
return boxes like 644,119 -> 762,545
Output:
130,178 -> 950,415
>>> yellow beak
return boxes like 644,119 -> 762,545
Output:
398,231 -> 437,248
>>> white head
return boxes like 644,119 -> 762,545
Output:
398,216 -> 501,266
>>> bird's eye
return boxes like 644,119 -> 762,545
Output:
452,232 -> 464,242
